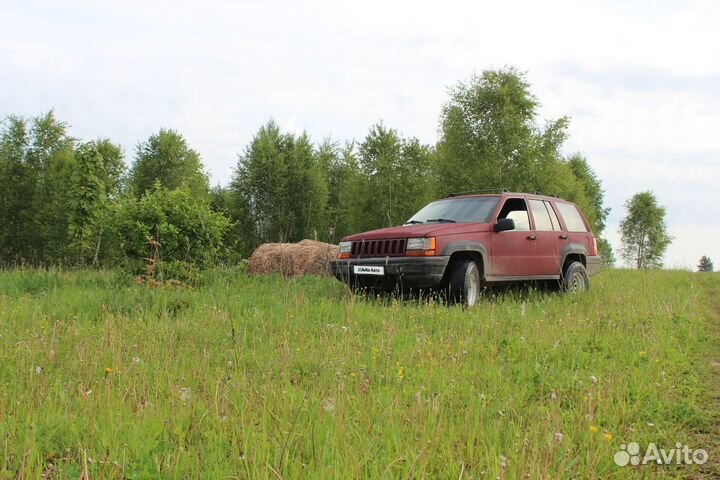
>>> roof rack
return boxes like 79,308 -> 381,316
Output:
447,188 -> 508,197
527,191 -> 561,198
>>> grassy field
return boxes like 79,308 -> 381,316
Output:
0,268 -> 719,479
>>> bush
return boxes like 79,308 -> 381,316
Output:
107,183 -> 230,280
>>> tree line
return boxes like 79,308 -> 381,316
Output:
0,68 -> 619,277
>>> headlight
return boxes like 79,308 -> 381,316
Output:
405,237 -> 436,256
337,241 -> 352,259
406,237 -> 433,250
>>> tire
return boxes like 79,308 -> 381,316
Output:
562,261 -> 589,293
447,259 -> 481,307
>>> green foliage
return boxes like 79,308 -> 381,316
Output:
318,141 -> 367,242
37,143 -> 76,262
2,68 -> 615,269
435,69 -> 610,245
129,129 -> 209,198
566,154 -> 610,234
619,191 -> 673,269
286,133 -> 329,240
597,238 -> 616,268
0,116 -> 33,263
437,68 -> 562,193
209,184 -> 253,259
94,138 -> 126,197
231,121 -> 328,245
347,124 -> 436,232
108,184 -> 230,279
698,255 -> 714,272
0,111 -> 76,264
68,142 -> 107,265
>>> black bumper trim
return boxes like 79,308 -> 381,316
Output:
330,256 -> 450,289
586,256 -> 602,276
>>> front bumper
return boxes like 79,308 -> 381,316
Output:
330,256 -> 450,289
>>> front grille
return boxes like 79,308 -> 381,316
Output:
351,238 -> 406,257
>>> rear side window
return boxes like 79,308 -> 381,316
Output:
544,201 -> 562,231
529,200 -> 554,231
556,203 -> 589,232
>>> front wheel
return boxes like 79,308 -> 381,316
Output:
447,259 -> 481,307
562,261 -> 589,293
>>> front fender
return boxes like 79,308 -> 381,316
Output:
440,241 -> 489,277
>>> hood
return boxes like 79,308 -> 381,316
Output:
342,222 -> 491,241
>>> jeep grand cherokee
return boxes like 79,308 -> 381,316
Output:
330,191 -> 602,306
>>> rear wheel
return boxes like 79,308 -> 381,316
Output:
447,259 -> 481,307
562,261 -> 589,293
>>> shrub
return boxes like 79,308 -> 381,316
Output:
108,183 -> 230,281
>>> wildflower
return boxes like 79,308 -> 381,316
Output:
296,347 -> 301,352
604,433 -> 613,441
132,357 -> 141,364
639,351 -> 647,357
554,432 -> 563,444
589,425 -> 599,433
104,367 -> 112,376
396,363 -> 405,381
34,366 -> 43,375
590,375 -> 598,384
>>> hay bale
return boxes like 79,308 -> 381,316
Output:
247,240 -> 339,277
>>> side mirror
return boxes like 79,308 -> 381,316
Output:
494,218 -> 515,232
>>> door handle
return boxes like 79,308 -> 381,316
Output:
559,234 -> 568,240
527,235 -> 537,240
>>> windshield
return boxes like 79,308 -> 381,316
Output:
406,196 -> 500,224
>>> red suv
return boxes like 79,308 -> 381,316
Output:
330,191 -> 602,305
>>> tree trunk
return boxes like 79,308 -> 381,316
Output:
92,225 -> 104,268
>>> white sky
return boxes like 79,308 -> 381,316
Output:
1,0 -> 719,269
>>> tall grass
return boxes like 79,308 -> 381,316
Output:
0,268 -> 718,478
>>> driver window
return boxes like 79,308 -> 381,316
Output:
497,198 -> 530,231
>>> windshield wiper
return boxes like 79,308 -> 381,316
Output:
404,220 -> 424,225
425,218 -> 456,223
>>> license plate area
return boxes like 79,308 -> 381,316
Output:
353,265 -> 384,276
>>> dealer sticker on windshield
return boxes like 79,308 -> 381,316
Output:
353,266 -> 384,276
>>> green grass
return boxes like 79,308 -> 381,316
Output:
1,268 -> 719,479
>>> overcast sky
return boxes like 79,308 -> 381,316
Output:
1,0 -> 719,268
